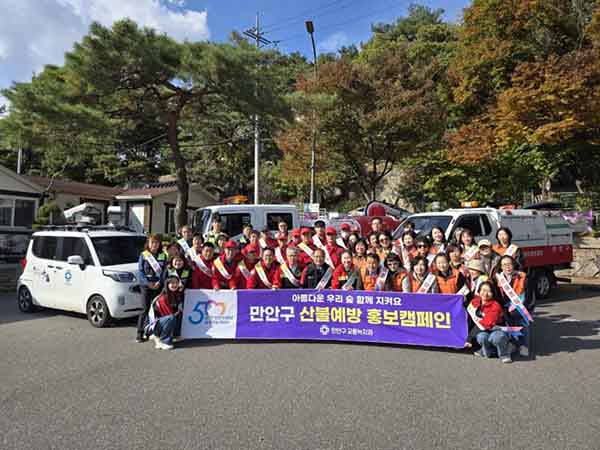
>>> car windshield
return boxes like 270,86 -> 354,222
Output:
91,236 -> 147,266
394,215 -> 453,239
194,209 -> 211,235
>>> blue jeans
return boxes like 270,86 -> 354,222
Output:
476,330 -> 510,358
155,315 -> 176,344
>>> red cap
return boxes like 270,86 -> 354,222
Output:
326,226 -> 337,235
224,240 -> 238,249
291,229 -> 301,238
244,243 -> 259,254
340,223 -> 351,231
275,232 -> 287,240
301,227 -> 312,235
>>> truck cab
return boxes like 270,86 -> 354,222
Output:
193,204 -> 300,241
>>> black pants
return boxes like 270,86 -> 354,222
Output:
137,286 -> 161,338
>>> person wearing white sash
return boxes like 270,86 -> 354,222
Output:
331,251 -> 362,290
301,248 -> 333,289
377,231 -> 394,264
178,225 -> 194,256
352,239 -> 369,272
492,227 -> 524,270
274,232 -> 288,266
274,247 -> 303,289
324,226 -> 344,268
415,236 -> 432,266
464,281 -> 512,363
136,234 -> 168,343
447,243 -> 468,278
259,228 -> 276,251
433,253 -> 465,295
190,242 -> 215,289
236,245 -> 259,288
429,225 -> 446,257
277,220 -> 289,242
465,258 -> 489,301
402,256 -> 439,293
360,253 -> 391,291
336,223 -> 352,249
289,228 -> 302,248
211,240 -> 241,290
312,220 -> 327,249
495,255 -> 530,356
297,227 -> 317,268
459,228 -> 478,261
247,248 -> 279,289
477,239 -> 501,276
205,215 -> 223,245
384,254 -> 406,291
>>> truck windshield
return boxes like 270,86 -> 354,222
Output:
396,215 -> 453,238
194,209 -> 211,235
91,236 -> 147,266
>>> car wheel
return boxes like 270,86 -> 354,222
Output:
535,271 -> 552,300
17,286 -> 36,313
87,295 -> 112,328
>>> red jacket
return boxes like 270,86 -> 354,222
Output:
154,292 -> 182,317
331,264 -> 359,289
470,297 -> 504,330
247,261 -> 280,289
211,255 -> 240,289
235,259 -> 256,289
190,256 -> 214,289
297,242 -> 316,268
324,243 -> 344,268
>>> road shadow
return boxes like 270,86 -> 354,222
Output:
533,313 -> 600,356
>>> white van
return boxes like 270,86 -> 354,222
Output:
17,227 -> 147,327
396,207 -> 573,298
193,204 -> 300,240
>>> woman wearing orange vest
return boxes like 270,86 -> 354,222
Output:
384,253 -> 406,292
495,255 -> 530,356
402,256 -> 439,293
401,231 -> 418,260
446,243 -> 468,277
433,253 -> 465,294
429,226 -> 446,256
352,239 -> 369,271
360,253 -> 391,291
492,227 -> 524,270
377,231 -> 394,263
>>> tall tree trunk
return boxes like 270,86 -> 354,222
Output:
167,111 -> 189,233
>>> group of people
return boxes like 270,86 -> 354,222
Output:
136,216 -> 532,363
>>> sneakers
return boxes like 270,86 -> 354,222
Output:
155,340 -> 174,350
135,335 -> 146,343
519,346 -> 530,357
474,349 -> 486,357
501,356 -> 513,364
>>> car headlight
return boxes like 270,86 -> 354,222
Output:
102,270 -> 136,283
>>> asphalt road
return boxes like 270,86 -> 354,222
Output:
1,285 -> 599,450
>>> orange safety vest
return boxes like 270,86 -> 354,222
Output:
389,271 -> 406,292
509,271 -> 527,296
436,268 -> 460,294
360,267 -> 379,291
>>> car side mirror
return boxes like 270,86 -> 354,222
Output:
68,255 -> 85,266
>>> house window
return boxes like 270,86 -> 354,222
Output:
0,196 -> 37,228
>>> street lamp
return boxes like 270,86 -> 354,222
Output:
305,21 -> 318,205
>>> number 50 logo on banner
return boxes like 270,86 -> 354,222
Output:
182,290 -> 238,339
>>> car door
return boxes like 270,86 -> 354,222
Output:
31,235 -> 59,307
220,212 -> 252,240
58,236 -> 93,313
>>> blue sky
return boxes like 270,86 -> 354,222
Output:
0,0 -> 469,109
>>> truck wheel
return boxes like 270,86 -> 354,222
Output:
534,271 -> 552,300
87,295 -> 112,328
17,286 -> 36,313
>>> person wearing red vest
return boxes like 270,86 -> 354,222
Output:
433,253 -> 465,294
464,281 -> 512,363
331,251 -> 363,290
273,232 -> 288,266
312,219 -> 327,248
148,276 -> 184,350
324,227 -> 344,268
190,242 -> 215,289
247,248 -> 279,289
211,240 -> 241,290
236,245 -> 259,288
297,227 -> 317,268
289,228 -> 302,248
274,247 -> 304,289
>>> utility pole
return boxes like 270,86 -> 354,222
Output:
243,13 -> 272,205
305,21 -> 318,205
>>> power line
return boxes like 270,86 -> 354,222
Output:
261,0 -> 355,33
275,0 -> 409,44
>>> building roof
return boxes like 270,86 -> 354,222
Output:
0,165 -> 44,195
116,181 -> 217,201
24,175 -> 122,201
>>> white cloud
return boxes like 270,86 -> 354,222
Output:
318,31 -> 351,53
0,0 -> 209,89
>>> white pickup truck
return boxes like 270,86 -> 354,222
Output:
396,207 -> 573,299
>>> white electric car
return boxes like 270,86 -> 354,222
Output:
17,227 -> 147,327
